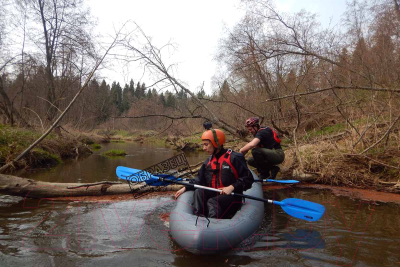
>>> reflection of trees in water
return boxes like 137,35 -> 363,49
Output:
19,142 -> 206,184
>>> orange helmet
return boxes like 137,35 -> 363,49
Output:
201,129 -> 225,149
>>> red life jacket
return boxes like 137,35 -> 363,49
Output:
205,149 -> 239,189
257,127 -> 281,147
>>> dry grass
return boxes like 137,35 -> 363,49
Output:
282,126 -> 400,192
0,124 -> 95,171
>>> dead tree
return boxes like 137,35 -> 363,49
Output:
118,23 -> 248,139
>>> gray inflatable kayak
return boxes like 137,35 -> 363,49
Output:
169,172 -> 264,254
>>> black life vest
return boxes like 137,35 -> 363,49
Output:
205,149 -> 239,189
257,127 -> 281,148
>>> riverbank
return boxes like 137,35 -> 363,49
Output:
0,124 -> 105,171
98,129 -> 203,151
124,125 -> 400,195
50,183 -> 400,204
1,123 -> 399,194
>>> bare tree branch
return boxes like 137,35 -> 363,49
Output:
113,114 -> 204,120
0,29 -> 120,173
120,23 -> 246,138
266,86 -> 400,102
360,115 -> 400,155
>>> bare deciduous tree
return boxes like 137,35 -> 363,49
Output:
24,0 -> 96,122
117,23 -> 245,138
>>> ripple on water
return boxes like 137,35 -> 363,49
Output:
2,160 -> 400,266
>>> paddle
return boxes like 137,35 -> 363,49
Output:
116,166 -> 299,184
254,178 -> 299,184
116,166 -> 325,222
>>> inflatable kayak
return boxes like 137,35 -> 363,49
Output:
169,171 -> 264,254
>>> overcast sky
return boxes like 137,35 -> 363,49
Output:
88,0 -> 347,94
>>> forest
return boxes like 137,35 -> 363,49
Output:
0,0 -> 399,192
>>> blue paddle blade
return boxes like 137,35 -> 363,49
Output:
116,166 -> 156,181
274,198 -> 325,222
265,179 -> 299,184
116,166 -> 181,186
146,174 -> 182,186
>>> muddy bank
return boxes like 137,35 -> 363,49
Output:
297,183 -> 400,204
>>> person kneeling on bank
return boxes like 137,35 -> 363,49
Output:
239,117 -> 285,179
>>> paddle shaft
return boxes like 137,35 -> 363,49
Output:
116,166 -> 298,184
116,166 -> 324,221
159,177 -> 276,205
181,178 -> 298,184
254,179 -> 299,184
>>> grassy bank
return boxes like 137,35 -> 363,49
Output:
2,123 -> 399,193
279,123 -> 400,193
0,124 -> 104,171
95,129 -> 203,151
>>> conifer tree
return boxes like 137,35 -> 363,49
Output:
110,82 -> 123,115
166,91 -> 176,108
140,82 -> 146,98
197,88 -> 206,98
147,89 -> 153,98
129,79 -> 135,97
122,84 -> 130,112
134,82 -> 141,99
159,92 -> 166,106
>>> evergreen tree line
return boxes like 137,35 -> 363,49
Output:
109,79 -> 189,115
0,69 -> 201,130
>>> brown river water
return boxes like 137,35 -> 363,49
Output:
0,142 -> 399,266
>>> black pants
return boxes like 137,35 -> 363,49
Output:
192,189 -> 242,219
247,147 -> 285,173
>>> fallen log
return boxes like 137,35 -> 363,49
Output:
0,174 -> 183,199
292,169 -> 319,182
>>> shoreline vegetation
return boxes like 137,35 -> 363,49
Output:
0,124 -> 399,194
1,1 -> 400,200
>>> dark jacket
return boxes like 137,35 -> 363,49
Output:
190,148 -> 254,193
255,127 -> 282,150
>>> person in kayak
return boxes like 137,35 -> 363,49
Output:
239,117 -> 285,179
175,124 -> 254,219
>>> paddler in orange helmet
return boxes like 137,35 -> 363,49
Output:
175,122 -> 253,219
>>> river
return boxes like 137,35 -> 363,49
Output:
0,142 -> 399,266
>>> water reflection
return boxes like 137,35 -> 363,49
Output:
15,142 -> 208,183
1,144 -> 400,266
0,187 -> 399,266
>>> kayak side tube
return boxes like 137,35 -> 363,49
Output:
169,173 -> 265,255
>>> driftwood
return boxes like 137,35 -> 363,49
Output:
292,169 -> 319,182
0,174 -> 183,199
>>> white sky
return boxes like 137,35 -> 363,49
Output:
88,0 -> 347,94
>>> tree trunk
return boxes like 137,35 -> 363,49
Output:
0,174 -> 182,199
394,0 -> 400,21
0,76 -> 30,127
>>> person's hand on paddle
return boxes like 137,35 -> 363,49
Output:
221,185 -> 234,195
175,187 -> 186,199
